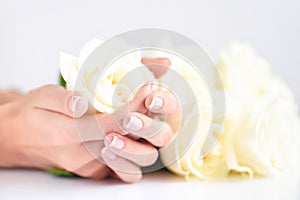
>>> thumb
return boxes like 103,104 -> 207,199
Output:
32,85 -> 89,118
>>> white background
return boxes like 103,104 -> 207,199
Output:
0,169 -> 299,200
0,0 -> 299,103
0,1 -> 299,199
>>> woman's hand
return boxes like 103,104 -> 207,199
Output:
0,58 -> 181,183
0,90 -> 23,105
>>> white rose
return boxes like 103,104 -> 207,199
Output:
161,104 -> 228,180
60,39 -> 156,113
217,42 -> 300,177
222,79 -> 300,177
216,42 -> 272,95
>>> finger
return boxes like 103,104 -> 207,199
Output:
145,91 -> 180,115
104,133 -> 158,166
32,84 -> 89,118
122,112 -> 173,147
107,83 -> 158,134
101,147 -> 142,183
145,90 -> 182,133
141,57 -> 171,78
127,82 -> 158,113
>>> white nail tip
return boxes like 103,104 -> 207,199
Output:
125,116 -> 143,131
109,135 -> 125,149
149,96 -> 163,110
70,95 -> 89,116
71,95 -> 82,112
110,135 -> 118,147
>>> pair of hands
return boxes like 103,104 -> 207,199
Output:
0,58 -> 181,183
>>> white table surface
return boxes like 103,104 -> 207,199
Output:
0,168 -> 299,200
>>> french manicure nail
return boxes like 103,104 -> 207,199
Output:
101,148 -> 116,160
109,135 -> 125,149
124,116 -> 143,131
149,96 -> 163,111
69,95 -> 89,115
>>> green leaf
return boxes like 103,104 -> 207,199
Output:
59,74 -> 66,87
47,169 -> 75,177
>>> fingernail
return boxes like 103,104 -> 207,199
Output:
108,135 -> 125,149
101,148 -> 116,160
124,116 -> 143,131
69,95 -> 89,116
149,96 -> 163,111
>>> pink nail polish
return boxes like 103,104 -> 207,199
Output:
69,95 -> 89,116
124,116 -> 143,131
149,96 -> 163,111
109,135 -> 125,149
69,95 -> 81,112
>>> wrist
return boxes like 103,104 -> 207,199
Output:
0,103 -> 45,169
0,91 -> 23,105
0,103 -> 18,167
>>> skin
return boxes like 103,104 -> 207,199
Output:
0,57 -> 181,183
